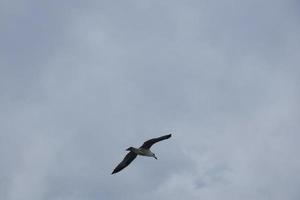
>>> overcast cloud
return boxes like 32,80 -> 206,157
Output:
1,0 -> 300,200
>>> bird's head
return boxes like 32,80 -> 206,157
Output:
153,153 -> 158,160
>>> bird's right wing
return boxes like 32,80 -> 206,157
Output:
140,134 -> 172,149
111,151 -> 137,174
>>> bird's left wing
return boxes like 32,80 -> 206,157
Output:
111,151 -> 137,174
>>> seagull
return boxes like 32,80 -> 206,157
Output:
111,134 -> 172,174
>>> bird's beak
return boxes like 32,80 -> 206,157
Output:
154,155 -> 158,160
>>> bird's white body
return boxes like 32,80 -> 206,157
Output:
132,147 -> 154,157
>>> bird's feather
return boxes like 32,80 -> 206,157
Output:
140,134 -> 172,149
111,151 -> 137,174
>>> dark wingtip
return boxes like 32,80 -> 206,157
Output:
111,169 -> 118,174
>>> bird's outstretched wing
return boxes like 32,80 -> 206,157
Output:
111,151 -> 137,174
140,134 -> 172,149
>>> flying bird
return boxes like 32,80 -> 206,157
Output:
111,134 -> 172,174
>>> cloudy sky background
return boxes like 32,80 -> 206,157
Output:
1,0 -> 300,199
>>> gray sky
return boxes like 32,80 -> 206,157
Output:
1,0 -> 300,199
